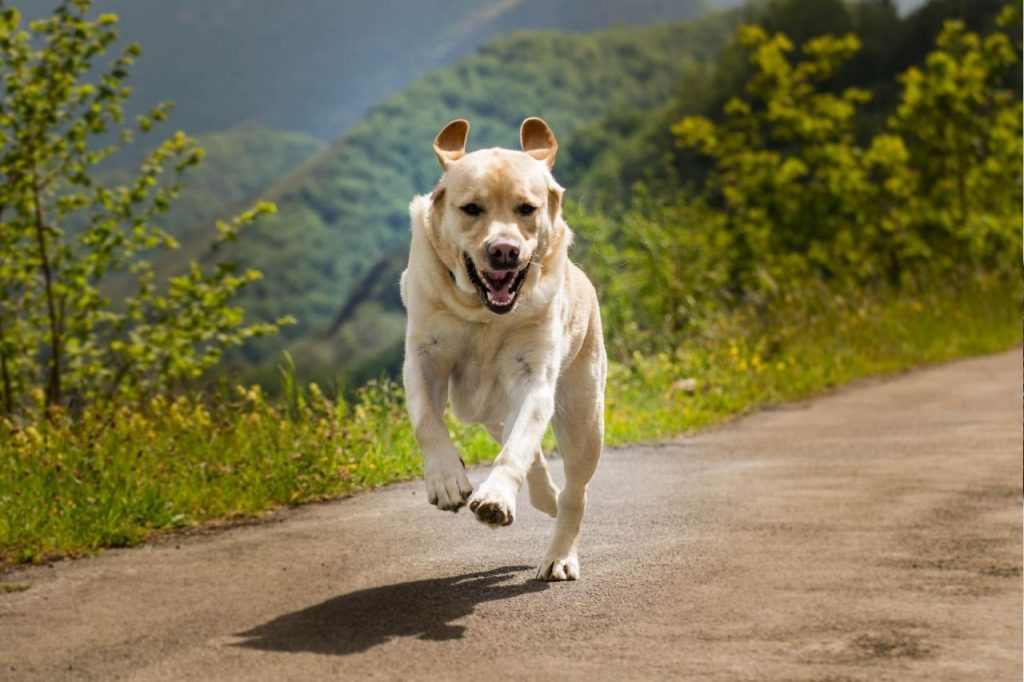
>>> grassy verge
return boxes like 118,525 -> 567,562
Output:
1,276 -> 1019,567
604,275 -> 1020,443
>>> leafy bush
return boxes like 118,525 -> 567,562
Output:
573,195 -> 731,358
583,8 -> 1021,357
674,12 -> 1021,289
886,12 -> 1022,274
0,1 -> 289,414
569,0 -> 1021,216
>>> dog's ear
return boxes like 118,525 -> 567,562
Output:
520,117 -> 558,169
433,119 -> 470,170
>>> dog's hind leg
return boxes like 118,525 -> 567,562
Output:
527,452 -> 559,517
536,408 -> 601,581
485,424 -> 558,518
536,336 -> 605,581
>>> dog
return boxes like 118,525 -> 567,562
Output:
400,117 -> 606,581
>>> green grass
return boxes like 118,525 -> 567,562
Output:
0,276 -> 1019,567
603,276 -> 1020,444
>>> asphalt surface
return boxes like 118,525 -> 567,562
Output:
1,350 -> 1021,681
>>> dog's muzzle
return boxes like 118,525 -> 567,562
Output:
462,252 -> 530,315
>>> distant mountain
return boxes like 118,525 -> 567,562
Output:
20,0 -> 722,139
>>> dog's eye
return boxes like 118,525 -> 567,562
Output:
516,204 -> 537,217
460,203 -> 484,217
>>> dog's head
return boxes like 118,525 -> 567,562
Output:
425,117 -> 566,315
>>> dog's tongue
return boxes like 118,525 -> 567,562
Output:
484,271 -> 515,305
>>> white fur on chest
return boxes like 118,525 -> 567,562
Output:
420,312 -> 561,427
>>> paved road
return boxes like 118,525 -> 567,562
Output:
2,350 -> 1021,681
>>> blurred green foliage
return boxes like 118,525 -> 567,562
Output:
570,0 -> 1021,211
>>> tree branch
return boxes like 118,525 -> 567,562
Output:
32,176 -> 62,409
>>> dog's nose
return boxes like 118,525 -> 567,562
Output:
486,240 -> 520,270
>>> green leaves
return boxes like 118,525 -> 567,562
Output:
669,11 -> 1021,298
672,26 -> 878,286
887,15 -> 1023,273
585,5 -> 1021,362
0,1 -> 287,415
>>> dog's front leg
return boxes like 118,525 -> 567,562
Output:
404,341 -> 473,511
468,383 -> 555,527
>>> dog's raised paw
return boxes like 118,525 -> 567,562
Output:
536,554 -> 579,581
469,499 -> 513,526
467,481 -> 516,527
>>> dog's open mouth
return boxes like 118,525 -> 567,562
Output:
463,253 -> 529,315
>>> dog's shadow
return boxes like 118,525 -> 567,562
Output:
232,565 -> 546,656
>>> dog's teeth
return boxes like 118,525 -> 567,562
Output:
486,289 -> 513,306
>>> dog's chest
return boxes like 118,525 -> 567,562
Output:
446,339 -> 520,425
442,327 -> 546,426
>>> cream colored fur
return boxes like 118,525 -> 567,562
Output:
400,117 -> 606,581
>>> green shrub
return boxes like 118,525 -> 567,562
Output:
670,13 -> 1020,293
582,9 -> 1021,360
0,1 -> 290,415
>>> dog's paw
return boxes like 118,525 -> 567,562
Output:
467,478 -> 516,527
536,554 -> 579,581
424,457 -> 473,511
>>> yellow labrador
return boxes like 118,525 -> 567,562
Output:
401,117 -> 606,581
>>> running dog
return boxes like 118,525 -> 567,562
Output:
401,117 -> 606,581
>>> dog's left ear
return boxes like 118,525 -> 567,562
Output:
434,119 -> 470,170
520,117 -> 558,169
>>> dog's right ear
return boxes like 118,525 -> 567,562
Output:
520,117 -> 558,169
433,119 -> 470,170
